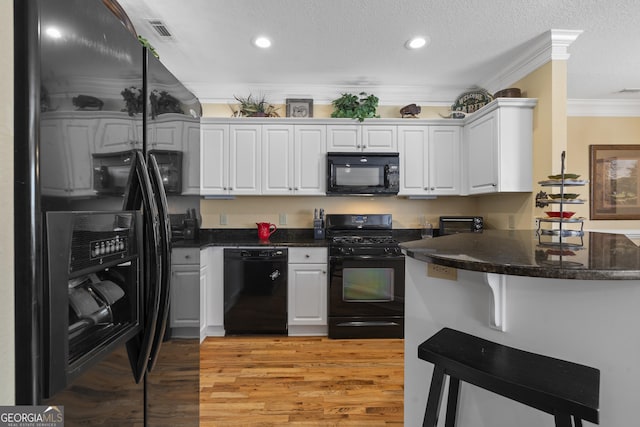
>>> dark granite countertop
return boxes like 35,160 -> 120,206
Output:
400,230 -> 640,280
172,228 -> 423,249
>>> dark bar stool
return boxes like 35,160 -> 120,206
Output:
418,328 -> 600,427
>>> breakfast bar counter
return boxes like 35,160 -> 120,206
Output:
399,230 -> 640,427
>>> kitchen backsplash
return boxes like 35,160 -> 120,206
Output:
200,196 -> 478,229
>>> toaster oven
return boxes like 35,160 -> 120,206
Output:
439,216 -> 483,235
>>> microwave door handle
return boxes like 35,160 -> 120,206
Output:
145,153 -> 172,373
124,150 -> 163,383
384,164 -> 388,188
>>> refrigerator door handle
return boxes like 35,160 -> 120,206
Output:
123,150 -> 163,383
145,153 -> 172,373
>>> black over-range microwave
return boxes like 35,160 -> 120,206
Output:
326,152 -> 400,195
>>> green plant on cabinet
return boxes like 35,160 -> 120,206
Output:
331,92 -> 380,122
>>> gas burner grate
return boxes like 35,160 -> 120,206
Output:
331,236 -> 397,245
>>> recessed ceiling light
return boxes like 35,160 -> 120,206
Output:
45,27 -> 62,39
253,36 -> 272,49
405,36 -> 430,50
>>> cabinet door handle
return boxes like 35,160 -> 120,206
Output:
322,271 -> 326,274
294,187 -> 299,190
305,254 -> 310,258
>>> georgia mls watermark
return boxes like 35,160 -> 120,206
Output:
0,406 -> 64,427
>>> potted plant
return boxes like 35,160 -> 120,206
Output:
233,94 -> 279,117
331,92 -> 380,122
121,86 -> 144,116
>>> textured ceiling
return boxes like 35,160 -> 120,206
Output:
118,0 -> 640,107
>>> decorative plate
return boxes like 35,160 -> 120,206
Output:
548,193 -> 580,199
451,88 -> 493,114
546,211 -> 576,218
548,173 -> 580,180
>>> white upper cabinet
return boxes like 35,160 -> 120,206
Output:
229,125 -> 261,195
327,124 -> 361,151
463,99 -> 536,195
398,126 -> 429,196
262,124 -> 327,195
428,126 -> 461,195
181,119 -> 201,195
294,125 -> 326,195
399,125 -> 461,196
261,125 -> 295,195
200,123 -> 261,195
362,124 -> 397,152
327,123 -> 397,152
200,124 -> 229,195
201,101 -> 536,198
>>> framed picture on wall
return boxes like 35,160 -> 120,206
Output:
286,98 -> 313,118
590,144 -> 640,219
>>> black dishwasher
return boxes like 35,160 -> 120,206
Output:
223,248 -> 288,335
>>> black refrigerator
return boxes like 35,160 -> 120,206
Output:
13,0 -> 201,425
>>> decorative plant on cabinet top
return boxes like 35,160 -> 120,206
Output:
331,92 -> 379,122
233,94 -> 280,117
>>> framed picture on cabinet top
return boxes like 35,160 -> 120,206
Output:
590,144 -> 640,220
286,98 -> 313,118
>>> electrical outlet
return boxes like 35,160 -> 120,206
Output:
534,217 -> 540,229
220,213 -> 227,225
279,213 -> 287,225
508,215 -> 515,229
427,263 -> 458,281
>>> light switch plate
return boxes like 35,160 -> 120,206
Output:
279,213 -> 287,225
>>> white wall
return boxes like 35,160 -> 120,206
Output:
0,0 -> 15,405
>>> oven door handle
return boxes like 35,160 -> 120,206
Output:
336,321 -> 401,327
330,255 -> 405,262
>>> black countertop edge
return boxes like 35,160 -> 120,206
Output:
404,250 -> 640,280
172,228 -> 423,249
400,229 -> 640,280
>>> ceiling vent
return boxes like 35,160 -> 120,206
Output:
147,19 -> 173,39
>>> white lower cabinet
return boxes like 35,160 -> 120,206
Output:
199,256 -> 207,343
287,247 -> 328,336
170,247 -> 200,338
202,246 -> 225,337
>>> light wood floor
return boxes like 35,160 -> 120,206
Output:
200,336 -> 404,426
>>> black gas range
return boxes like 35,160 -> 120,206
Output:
325,214 -> 405,339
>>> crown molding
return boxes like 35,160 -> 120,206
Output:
192,82 -> 455,106
567,99 -> 640,117
481,29 -> 583,95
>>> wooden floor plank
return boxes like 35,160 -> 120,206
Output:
200,336 -> 404,426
